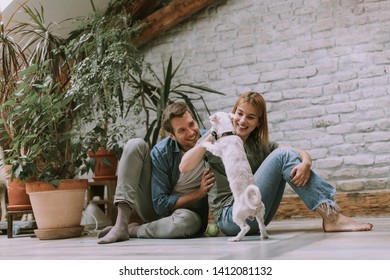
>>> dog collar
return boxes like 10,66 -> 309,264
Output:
211,130 -> 236,142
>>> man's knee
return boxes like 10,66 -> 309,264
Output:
122,138 -> 149,158
124,138 -> 148,152
172,209 -> 202,237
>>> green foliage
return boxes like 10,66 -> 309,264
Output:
129,56 -> 225,147
65,2 -> 144,157
0,4 -> 69,149
1,63 -> 87,186
0,0 -> 224,185
0,4 -> 82,186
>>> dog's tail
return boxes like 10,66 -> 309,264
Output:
245,185 -> 262,210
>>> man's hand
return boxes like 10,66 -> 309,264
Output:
172,167 -> 215,211
200,168 -> 215,195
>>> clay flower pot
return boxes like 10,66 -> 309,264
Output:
4,165 -> 31,211
26,179 -> 88,240
88,148 -> 118,181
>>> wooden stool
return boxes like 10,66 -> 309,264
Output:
88,179 -> 117,224
7,207 -> 34,238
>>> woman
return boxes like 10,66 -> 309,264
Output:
180,92 -> 373,236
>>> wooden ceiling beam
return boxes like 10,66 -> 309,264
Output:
105,0 -> 163,20
125,0 -> 164,21
134,0 -> 217,47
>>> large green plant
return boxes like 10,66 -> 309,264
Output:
0,4 -> 70,149
2,63 -> 87,186
65,0 -> 144,158
129,56 -> 225,147
0,22 -> 24,149
0,4 -> 86,185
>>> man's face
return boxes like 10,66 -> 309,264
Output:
168,111 -> 200,152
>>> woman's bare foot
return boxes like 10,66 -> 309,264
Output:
316,203 -> 373,232
322,213 -> 373,232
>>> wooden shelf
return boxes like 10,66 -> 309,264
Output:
88,180 -> 117,223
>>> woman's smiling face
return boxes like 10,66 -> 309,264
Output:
233,102 -> 261,142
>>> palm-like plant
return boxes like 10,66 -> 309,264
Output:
0,4 -> 86,185
129,56 -> 225,147
0,4 -> 71,149
0,18 -> 27,149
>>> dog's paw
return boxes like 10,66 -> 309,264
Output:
228,236 -> 242,242
261,231 -> 269,239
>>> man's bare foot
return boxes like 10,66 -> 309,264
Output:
97,224 -> 129,244
129,208 -> 144,225
128,223 -> 140,238
97,202 -> 132,244
322,213 -> 373,232
97,226 -> 113,239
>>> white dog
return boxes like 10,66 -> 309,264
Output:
202,112 -> 269,242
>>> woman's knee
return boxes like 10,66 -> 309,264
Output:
271,147 -> 298,159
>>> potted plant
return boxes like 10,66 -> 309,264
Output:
0,8 -> 32,212
0,4 -> 74,214
83,123 -> 125,180
65,0 -> 145,180
1,4 -> 89,240
129,55 -> 226,147
3,63 -> 89,240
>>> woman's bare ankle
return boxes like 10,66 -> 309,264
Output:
322,213 -> 373,232
316,203 -> 373,232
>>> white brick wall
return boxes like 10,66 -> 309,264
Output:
139,0 -> 390,193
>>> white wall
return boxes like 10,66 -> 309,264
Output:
140,0 -> 390,193
2,0 -> 110,36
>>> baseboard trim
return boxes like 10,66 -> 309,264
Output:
274,190 -> 390,220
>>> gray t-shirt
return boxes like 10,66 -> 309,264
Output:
174,155 -> 205,208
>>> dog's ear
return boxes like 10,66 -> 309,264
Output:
228,113 -> 236,120
209,113 -> 217,122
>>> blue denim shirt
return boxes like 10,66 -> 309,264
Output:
150,130 -> 207,216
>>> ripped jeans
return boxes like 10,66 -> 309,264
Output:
217,148 -> 337,236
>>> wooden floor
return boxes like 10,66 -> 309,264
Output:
1,216 -> 387,260
1,216 -> 388,280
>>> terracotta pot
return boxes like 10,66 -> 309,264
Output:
88,148 -> 118,181
26,179 -> 88,240
5,165 -> 31,211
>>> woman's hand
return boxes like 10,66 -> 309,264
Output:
290,162 -> 311,187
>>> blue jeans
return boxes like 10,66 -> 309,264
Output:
216,148 -> 336,236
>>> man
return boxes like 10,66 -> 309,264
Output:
97,102 -> 214,244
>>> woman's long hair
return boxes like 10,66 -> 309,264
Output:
232,92 -> 270,154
